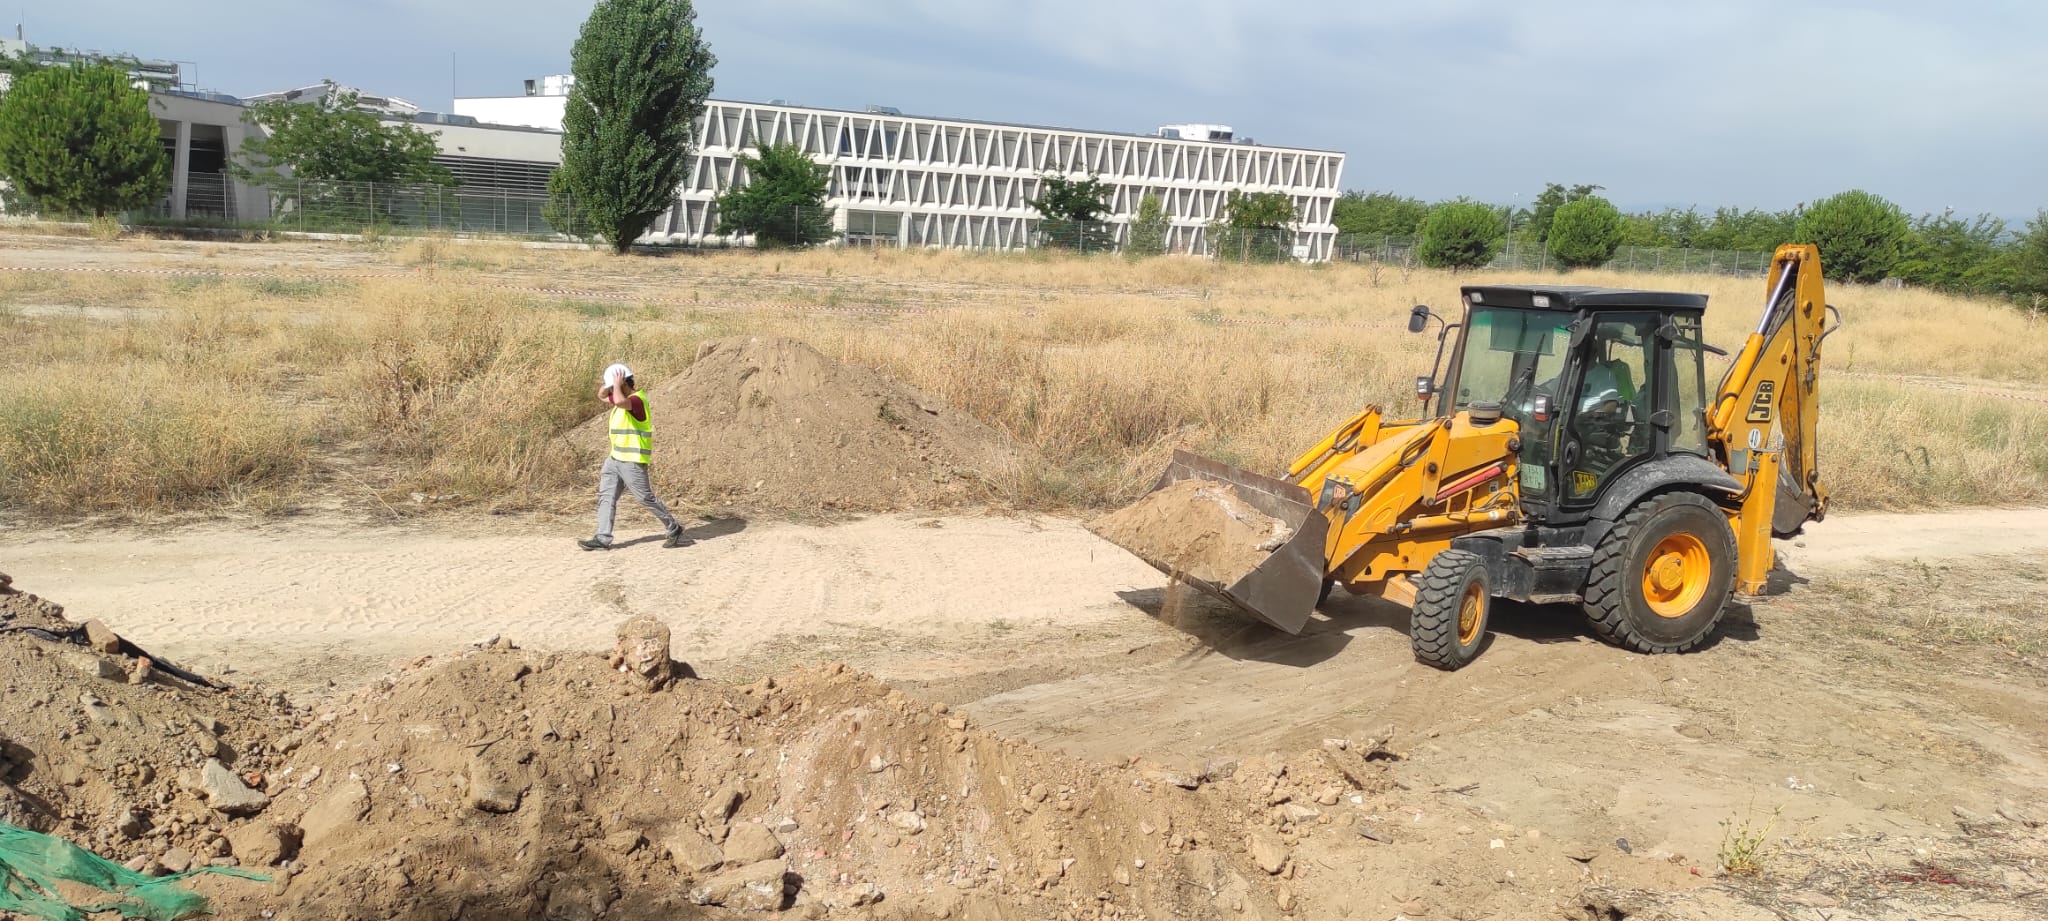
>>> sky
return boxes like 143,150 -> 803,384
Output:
27,1 -> 2048,221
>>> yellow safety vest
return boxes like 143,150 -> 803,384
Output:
609,391 -> 653,464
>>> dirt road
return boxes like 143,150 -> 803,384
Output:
5,506 -> 2047,917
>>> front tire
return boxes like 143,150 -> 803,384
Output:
1411,549 -> 1491,670
1583,492 -> 1736,653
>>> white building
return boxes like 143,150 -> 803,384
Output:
455,78 -> 1346,258
245,83 -> 420,118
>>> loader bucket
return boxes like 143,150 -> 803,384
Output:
1104,450 -> 1331,635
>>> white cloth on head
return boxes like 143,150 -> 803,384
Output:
602,363 -> 633,386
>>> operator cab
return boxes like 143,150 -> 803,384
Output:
1434,286 -> 1716,524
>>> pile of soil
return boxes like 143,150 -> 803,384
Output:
0,573 -> 309,875
576,337 -> 1016,512
210,646 -> 1322,920
1087,481 -> 1292,586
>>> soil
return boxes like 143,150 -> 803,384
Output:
575,336 -> 1018,512
4,505 -> 2048,920
1086,480 -> 1290,587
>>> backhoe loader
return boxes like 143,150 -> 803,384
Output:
1101,243 -> 1834,669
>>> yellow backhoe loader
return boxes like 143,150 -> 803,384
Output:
1102,244 -> 1835,669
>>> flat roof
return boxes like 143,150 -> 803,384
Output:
451,95 -> 1342,155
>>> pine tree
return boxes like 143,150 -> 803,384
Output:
0,63 -> 167,217
553,0 -> 716,253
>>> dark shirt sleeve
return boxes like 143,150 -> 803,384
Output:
627,395 -> 648,423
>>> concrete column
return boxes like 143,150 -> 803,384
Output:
169,120 -> 191,219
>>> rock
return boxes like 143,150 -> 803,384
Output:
1276,886 -> 1295,912
467,754 -> 529,813
887,811 -> 927,834
1314,787 -> 1342,807
1146,770 -> 1202,790
65,650 -> 124,681
159,847 -> 195,874
128,658 -> 154,685
198,759 -> 269,816
114,809 -> 146,839
1203,758 -> 1240,782
1997,800 -> 2041,828
604,828 -> 645,854
702,784 -> 745,824
226,823 -> 297,867
723,823 -> 785,864
83,619 -> 122,654
867,754 -> 890,773
609,615 -> 675,691
665,828 -> 725,875
688,859 -> 790,911
769,817 -> 799,835
946,718 -> 968,731
207,857 -> 237,868
299,779 -> 369,848
122,855 -> 151,873
1281,804 -> 1321,823
1249,835 -> 1288,875
1029,784 -> 1050,803
849,883 -> 884,907
544,876 -> 615,921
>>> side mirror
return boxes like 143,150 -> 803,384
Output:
1531,394 -> 1552,422
1414,376 -> 1435,400
1407,305 -> 1430,334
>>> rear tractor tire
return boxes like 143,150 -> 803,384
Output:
1583,492 -> 1736,654
1411,549 -> 1492,671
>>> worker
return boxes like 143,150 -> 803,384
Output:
578,363 -> 690,551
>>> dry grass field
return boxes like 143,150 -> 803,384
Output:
2,229 -> 2045,520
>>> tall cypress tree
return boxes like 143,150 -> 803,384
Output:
553,0 -> 715,253
0,63 -> 168,218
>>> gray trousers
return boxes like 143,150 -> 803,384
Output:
594,457 -> 681,545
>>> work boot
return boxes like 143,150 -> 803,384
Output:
664,529 -> 693,549
577,537 -> 610,551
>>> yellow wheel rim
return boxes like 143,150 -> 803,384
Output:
1642,533 -> 1711,618
1457,581 -> 1485,644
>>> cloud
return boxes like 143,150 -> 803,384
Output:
29,0 -> 2048,218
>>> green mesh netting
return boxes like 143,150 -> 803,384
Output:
0,822 -> 268,921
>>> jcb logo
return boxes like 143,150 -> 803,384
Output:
1746,380 -> 1776,423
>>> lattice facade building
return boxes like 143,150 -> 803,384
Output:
644,101 -> 1345,258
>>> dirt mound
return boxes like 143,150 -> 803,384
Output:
1086,481 -> 1290,586
0,573 -> 308,877
219,645 -> 1301,920
576,337 -> 1016,512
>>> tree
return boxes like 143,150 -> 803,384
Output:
714,142 -> 833,247
554,0 -> 717,254
1529,182 -> 1602,243
1126,191 -> 1169,257
1418,199 -> 1504,270
235,84 -> 453,186
1210,189 -> 1297,262
1895,210 -> 2005,294
0,63 -> 167,218
1031,173 -> 1113,251
1332,190 -> 1428,236
2002,210 -> 2048,312
1548,196 -> 1625,269
1696,206 -> 1798,251
1793,190 -> 1910,283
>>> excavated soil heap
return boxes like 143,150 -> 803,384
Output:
576,337 -> 1016,512
1087,481 -> 1292,586
199,645 -> 1365,921
0,573 -> 308,877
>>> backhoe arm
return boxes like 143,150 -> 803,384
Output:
1709,243 -> 1833,543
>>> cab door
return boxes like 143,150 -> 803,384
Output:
1558,314 -> 1661,508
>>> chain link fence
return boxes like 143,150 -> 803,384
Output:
117,181 -> 1773,276
134,178 -> 596,239
1332,233 -> 1773,277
